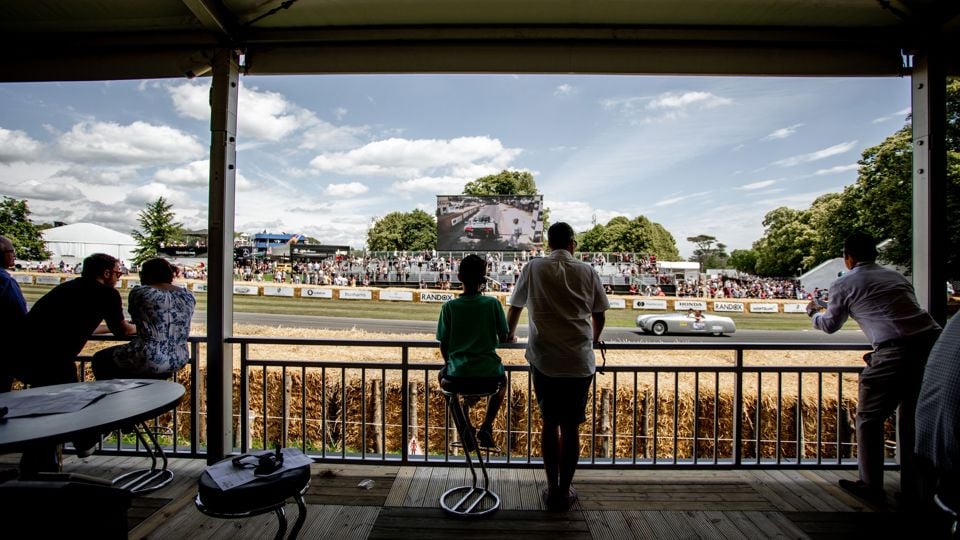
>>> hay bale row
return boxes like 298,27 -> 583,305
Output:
230,369 -> 872,462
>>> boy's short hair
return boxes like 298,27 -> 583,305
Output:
547,222 -> 575,250
458,254 -> 486,286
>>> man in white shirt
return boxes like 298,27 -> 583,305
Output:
506,222 -> 609,511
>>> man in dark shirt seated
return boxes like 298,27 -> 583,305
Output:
16,253 -> 137,475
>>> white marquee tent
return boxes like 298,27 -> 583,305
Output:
42,223 -> 136,265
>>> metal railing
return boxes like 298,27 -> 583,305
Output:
75,335 -> 874,469
227,337 -> 872,469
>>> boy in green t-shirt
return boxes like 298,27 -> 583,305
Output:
437,254 -> 510,450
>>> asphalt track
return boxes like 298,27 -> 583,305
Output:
201,311 -> 869,344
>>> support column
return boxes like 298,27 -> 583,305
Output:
911,50 -> 947,325
206,48 -> 239,462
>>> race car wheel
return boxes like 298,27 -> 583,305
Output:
651,321 -> 667,336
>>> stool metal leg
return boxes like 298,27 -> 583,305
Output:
272,506 -> 287,540
440,392 -> 500,517
112,421 -> 174,494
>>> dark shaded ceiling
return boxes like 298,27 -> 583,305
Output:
0,0 -> 957,81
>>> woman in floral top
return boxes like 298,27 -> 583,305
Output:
92,257 -> 195,379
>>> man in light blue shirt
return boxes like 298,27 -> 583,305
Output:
807,232 -> 940,507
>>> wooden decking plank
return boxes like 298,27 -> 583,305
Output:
368,507 -> 590,539
405,466 -> 432,507
741,510 -> 803,539
775,469 -> 842,512
640,510 -> 692,539
761,511 -> 813,539
519,468 -> 544,510
384,465 -> 415,506
751,469 -> 814,511
298,504 -> 380,540
812,469 -> 881,511
795,469 -> 860,512
621,510 -> 662,538
676,509 -> 731,539
583,510 -> 633,540
705,510 -> 761,540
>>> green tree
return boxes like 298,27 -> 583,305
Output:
575,215 -> 680,259
462,170 -> 538,195
728,249 -> 758,274
131,197 -> 183,264
366,209 -> 437,251
752,207 -> 817,277
0,197 -> 50,260
686,234 -> 728,270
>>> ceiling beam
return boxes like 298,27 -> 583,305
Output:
181,0 -> 241,41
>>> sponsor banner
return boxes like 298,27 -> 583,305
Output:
420,291 -> 456,303
749,303 -> 779,313
783,303 -> 807,314
233,285 -> 259,296
633,299 -> 667,310
380,290 -> 413,302
301,287 -> 333,299
124,280 -> 140,288
263,286 -> 295,297
192,283 -> 208,293
451,216 -> 462,227
607,298 -> 626,309
675,300 -> 708,311
12,274 -> 33,284
339,289 -> 372,300
35,275 -> 62,286
713,302 -> 744,312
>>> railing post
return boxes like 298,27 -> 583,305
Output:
401,345 -> 409,463
733,347 -> 744,467
239,342 -> 249,453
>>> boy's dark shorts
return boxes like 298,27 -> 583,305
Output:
438,367 -> 505,395
530,365 -> 593,425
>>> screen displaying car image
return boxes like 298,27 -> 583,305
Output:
436,195 -> 544,251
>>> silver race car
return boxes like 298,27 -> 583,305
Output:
636,310 -> 736,336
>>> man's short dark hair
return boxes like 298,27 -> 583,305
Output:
81,253 -> 118,279
139,257 -> 175,285
458,254 -> 486,286
843,232 -> 878,263
547,222 -> 575,250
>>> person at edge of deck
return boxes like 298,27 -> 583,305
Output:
0,235 -> 27,392
16,252 -> 137,476
806,232 -> 941,508
506,222 -> 609,512
915,312 -> 960,520
436,254 -> 511,452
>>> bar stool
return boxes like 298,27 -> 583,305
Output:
109,372 -> 178,494
195,449 -> 311,540
438,377 -> 501,518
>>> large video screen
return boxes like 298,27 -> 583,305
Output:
436,195 -> 544,251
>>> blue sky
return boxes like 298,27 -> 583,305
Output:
0,74 -> 911,258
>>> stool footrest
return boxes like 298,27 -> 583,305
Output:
440,485 -> 500,517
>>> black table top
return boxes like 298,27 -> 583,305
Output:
0,380 -> 185,452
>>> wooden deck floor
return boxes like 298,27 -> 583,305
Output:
1,453 -> 945,539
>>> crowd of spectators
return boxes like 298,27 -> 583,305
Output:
673,276 -> 806,299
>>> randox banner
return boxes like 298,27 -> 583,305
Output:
713,302 -> 744,312
420,291 -> 456,303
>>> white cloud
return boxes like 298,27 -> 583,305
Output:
325,182 -> 369,197
123,182 -> 192,208
53,165 -> 140,186
601,91 -> 732,123
654,191 -> 712,207
391,176 -> 467,194
299,120 -> 369,151
154,160 -> 209,187
334,107 -> 348,120
814,163 -> 859,176
554,84 -> 577,97
1,179 -> 84,201
872,107 -> 911,124
0,127 -> 44,163
56,121 -> 205,165
309,136 -> 521,177
762,123 -> 803,140
738,179 -> 778,190
772,141 -> 858,167
646,91 -> 732,111
167,81 -> 325,142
